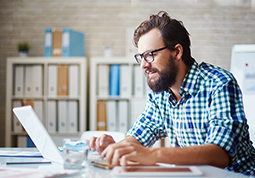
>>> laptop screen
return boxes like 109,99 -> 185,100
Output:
13,105 -> 64,164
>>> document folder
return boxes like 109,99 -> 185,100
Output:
62,28 -> 85,57
44,28 -> 53,57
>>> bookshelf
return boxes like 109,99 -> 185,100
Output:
89,57 -> 148,132
5,57 -> 87,147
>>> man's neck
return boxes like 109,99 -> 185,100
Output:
169,63 -> 190,102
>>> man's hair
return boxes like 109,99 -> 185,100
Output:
134,11 -> 193,66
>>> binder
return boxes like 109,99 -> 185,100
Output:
98,64 -> 110,97
68,100 -> 78,133
120,65 -> 131,97
57,64 -> 68,96
24,65 -> 33,96
153,140 -> 162,148
48,65 -> 58,97
62,28 -> 85,57
109,64 -> 120,96
130,99 -> 146,127
58,100 -> 67,133
14,65 -> 24,96
32,65 -> 43,96
134,65 -> 144,97
12,100 -> 23,133
47,100 -> 56,133
34,100 -> 43,123
22,99 -> 34,108
69,65 -> 79,97
52,28 -> 62,57
145,74 -> 150,95
97,100 -> 107,131
125,27 -> 137,57
106,100 -> 117,131
44,28 -> 53,57
17,136 -> 27,147
27,136 -> 35,147
118,100 -> 128,133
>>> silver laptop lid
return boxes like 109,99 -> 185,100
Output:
13,105 -> 64,164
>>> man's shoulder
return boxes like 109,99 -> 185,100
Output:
198,62 -> 234,84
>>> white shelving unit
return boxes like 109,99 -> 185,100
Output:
5,57 -> 87,147
89,57 -> 148,131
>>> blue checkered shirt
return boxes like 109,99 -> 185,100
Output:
127,61 -> 255,175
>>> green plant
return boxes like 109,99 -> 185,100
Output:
17,41 -> 30,52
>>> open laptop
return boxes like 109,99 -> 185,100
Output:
13,105 -> 64,164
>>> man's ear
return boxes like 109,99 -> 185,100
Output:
174,44 -> 183,61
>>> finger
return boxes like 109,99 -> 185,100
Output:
112,147 -> 133,165
120,151 -> 137,166
102,144 -> 115,165
95,137 -> 103,154
102,142 -> 130,165
89,137 -> 97,152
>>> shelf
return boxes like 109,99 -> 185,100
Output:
5,57 -> 87,147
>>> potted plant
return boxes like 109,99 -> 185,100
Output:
17,41 -> 30,57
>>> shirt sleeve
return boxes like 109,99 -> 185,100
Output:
205,78 -> 251,165
126,93 -> 167,147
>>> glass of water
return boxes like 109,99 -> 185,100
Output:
63,138 -> 89,170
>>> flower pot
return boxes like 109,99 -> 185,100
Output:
19,51 -> 28,57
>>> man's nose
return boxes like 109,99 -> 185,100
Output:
140,58 -> 150,69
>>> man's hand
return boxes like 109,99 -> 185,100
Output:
89,134 -> 116,155
101,136 -> 156,166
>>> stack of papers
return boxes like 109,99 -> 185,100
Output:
0,150 -> 42,157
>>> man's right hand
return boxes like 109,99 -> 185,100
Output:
89,134 -> 116,155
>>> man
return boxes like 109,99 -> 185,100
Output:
90,11 -> 255,175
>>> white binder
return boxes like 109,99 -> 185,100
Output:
58,100 -> 67,133
68,100 -> 78,133
120,65 -> 131,97
24,65 -> 33,96
33,65 -> 43,96
14,65 -> 24,96
47,100 -> 56,133
98,64 -> 110,96
17,136 -> 27,147
130,99 -> 146,127
34,100 -> 43,123
118,100 -> 128,133
134,65 -> 144,97
13,100 -> 23,132
48,65 -> 57,97
69,65 -> 79,97
106,100 -> 117,131
125,27 -> 138,57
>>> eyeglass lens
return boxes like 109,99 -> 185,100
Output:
135,52 -> 153,64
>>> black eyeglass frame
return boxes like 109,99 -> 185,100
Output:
134,44 -> 177,64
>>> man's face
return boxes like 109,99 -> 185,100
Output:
137,28 -> 178,92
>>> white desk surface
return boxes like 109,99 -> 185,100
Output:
0,148 -> 250,178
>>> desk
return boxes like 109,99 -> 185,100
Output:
0,148 -> 249,178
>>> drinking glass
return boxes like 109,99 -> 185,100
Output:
63,138 -> 89,170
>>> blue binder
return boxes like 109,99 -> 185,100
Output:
27,136 -> 34,147
44,28 -> 53,57
109,64 -> 120,96
62,28 -> 85,57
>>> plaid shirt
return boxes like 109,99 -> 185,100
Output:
127,61 -> 255,175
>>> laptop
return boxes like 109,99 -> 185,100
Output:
13,105 -> 64,164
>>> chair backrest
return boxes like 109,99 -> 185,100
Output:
80,131 -> 126,143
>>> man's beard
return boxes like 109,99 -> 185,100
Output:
146,55 -> 178,93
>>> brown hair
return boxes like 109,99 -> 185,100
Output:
134,11 -> 193,66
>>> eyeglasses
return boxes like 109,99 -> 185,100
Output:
134,44 -> 176,64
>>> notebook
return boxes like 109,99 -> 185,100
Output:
13,105 -> 64,164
